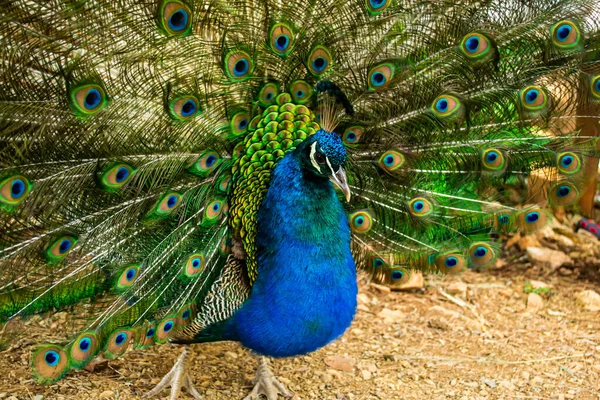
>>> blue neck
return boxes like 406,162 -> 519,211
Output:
227,152 -> 357,357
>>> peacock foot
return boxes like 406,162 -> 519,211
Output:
243,356 -> 293,400
143,345 -> 202,400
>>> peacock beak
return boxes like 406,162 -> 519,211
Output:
330,167 -> 351,202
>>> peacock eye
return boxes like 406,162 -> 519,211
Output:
314,151 -> 327,164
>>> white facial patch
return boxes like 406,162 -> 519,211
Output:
309,142 -> 323,174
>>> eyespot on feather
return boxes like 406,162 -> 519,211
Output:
365,0 -> 391,15
183,253 -> 205,277
0,174 -> 32,207
115,264 -> 140,292
231,112 -> 250,135
69,332 -> 99,369
44,236 -> 77,263
177,303 -> 197,327
435,251 -> 467,275
99,164 -> 135,191
32,345 -> 69,384
342,126 -> 364,148
516,208 -> 549,234
156,317 -> 178,343
378,150 -> 405,172
204,199 -> 225,223
431,94 -> 462,118
150,192 -> 182,218
520,86 -> 548,111
368,63 -> 395,91
548,181 -> 580,206
104,329 -> 133,359
158,0 -> 192,36
551,20 -> 581,49
270,23 -> 295,56
481,148 -> 505,172
69,84 -> 108,116
216,174 -> 231,193
258,83 -> 280,107
408,197 -> 433,217
289,80 -> 313,104
591,75 -> 600,100
460,33 -> 494,60
307,46 -> 332,76
136,323 -> 157,349
349,210 -> 373,233
388,266 -> 411,285
169,95 -> 200,120
468,242 -> 496,267
556,152 -> 581,174
224,50 -> 254,81
219,235 -> 232,255
188,150 -> 221,176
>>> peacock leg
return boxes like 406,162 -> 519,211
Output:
243,356 -> 293,400
143,345 -> 202,400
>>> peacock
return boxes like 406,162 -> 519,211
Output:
1,0 -> 599,398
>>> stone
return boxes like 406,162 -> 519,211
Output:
526,247 -> 571,271
377,308 -> 406,324
98,391 -> 115,400
518,235 -> 541,251
527,293 -> 544,311
574,290 -> 600,311
446,282 -> 467,296
324,355 -> 355,373
529,280 -> 552,289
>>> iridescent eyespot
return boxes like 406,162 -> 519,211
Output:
32,345 -> 69,384
216,174 -> 231,193
368,63 -> 395,91
408,197 -> 433,217
178,303 -> 196,326
372,257 -> 386,268
105,329 -> 132,359
468,242 -> 496,267
520,86 -> 547,111
69,332 -> 99,369
307,46 -> 332,76
460,33 -> 495,63
183,253 -> 205,277
156,317 -> 177,343
290,80 -> 313,104
389,267 -> 410,285
365,0 -> 391,15
270,23 -> 295,56
203,198 -> 225,224
551,20 -> 581,49
188,150 -> 221,176
44,236 -> 77,263
431,94 -> 462,118
378,150 -> 405,172
169,95 -> 200,120
225,50 -> 254,81
435,252 -> 466,275
145,192 -> 182,220
481,148 -> 505,172
549,181 -> 579,206
342,126 -> 364,148
69,83 -> 108,116
115,264 -> 140,292
258,83 -> 280,106
349,210 -> 373,233
231,112 -> 250,135
556,152 -> 581,174
99,164 -> 135,191
158,1 -> 192,36
516,208 -> 549,234
0,174 -> 31,207
591,75 -> 600,100
136,323 -> 157,349
219,234 -> 232,255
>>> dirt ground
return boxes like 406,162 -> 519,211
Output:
1,221 -> 600,400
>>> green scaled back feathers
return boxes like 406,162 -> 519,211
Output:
0,0 -> 599,384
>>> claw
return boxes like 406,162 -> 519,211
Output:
243,357 -> 293,400
143,345 -> 202,400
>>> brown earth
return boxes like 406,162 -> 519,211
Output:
1,218 -> 600,400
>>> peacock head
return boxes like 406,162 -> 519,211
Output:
296,129 -> 351,202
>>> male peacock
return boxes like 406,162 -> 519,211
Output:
1,0 -> 599,399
